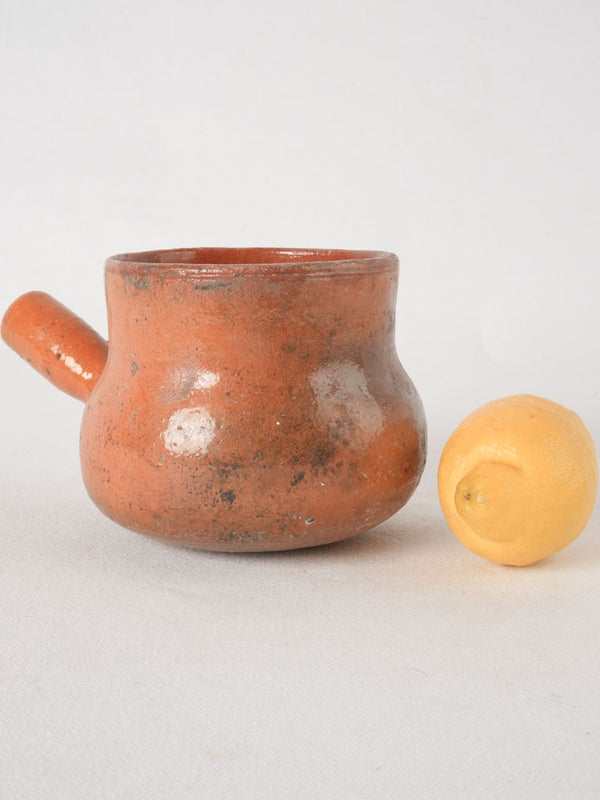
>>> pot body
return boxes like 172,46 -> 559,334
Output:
80,248 -> 426,551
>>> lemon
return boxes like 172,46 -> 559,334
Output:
438,395 -> 598,566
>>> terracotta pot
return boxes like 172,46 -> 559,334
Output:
2,247 -> 426,551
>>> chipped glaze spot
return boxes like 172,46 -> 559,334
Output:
309,361 -> 384,446
163,407 -> 216,456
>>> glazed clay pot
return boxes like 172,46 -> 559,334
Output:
2,248 -> 426,551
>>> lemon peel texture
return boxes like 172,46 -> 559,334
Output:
438,395 -> 598,566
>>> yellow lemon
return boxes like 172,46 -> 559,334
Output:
438,395 -> 598,566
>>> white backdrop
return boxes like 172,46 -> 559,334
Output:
2,2 -> 599,798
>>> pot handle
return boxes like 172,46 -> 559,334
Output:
1,291 -> 108,402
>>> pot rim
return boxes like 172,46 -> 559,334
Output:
105,247 -> 398,277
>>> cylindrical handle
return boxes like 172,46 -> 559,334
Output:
1,291 -> 108,403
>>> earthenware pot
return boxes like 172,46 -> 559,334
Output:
2,247 -> 426,551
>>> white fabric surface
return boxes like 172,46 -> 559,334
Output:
2,1 -> 600,795
2,357 -> 599,799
